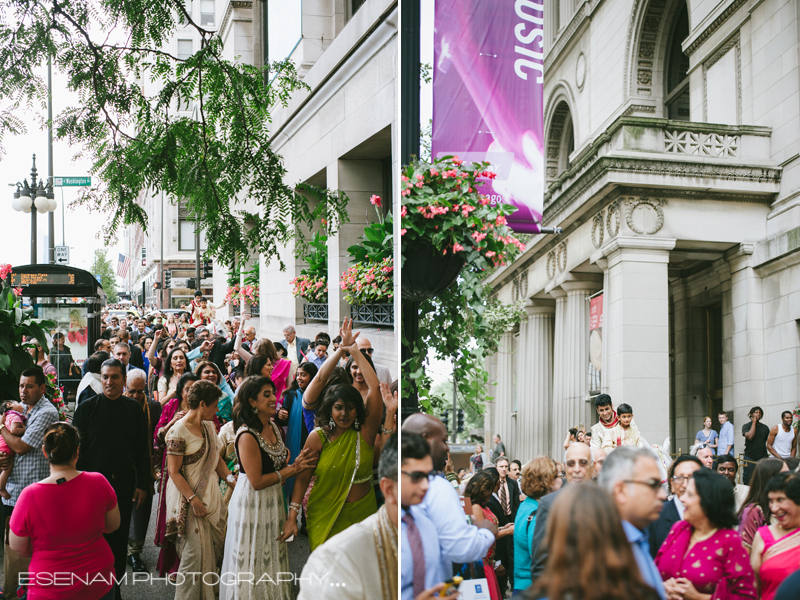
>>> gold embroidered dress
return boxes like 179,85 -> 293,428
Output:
165,419 -> 226,600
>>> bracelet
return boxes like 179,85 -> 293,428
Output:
277,470 -> 284,486
381,426 -> 395,436
289,502 -> 302,513
187,494 -> 197,502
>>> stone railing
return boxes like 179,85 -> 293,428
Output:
542,117 -> 778,225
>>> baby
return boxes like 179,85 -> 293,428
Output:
0,401 -> 28,499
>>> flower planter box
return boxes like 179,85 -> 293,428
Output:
303,303 -> 329,323
350,303 -> 394,327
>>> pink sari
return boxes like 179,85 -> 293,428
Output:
655,521 -> 756,600
271,358 -> 291,406
738,504 -> 766,550
757,526 -> 800,600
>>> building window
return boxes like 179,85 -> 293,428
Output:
178,218 -> 207,251
664,4 -> 690,121
200,0 -> 214,25
545,101 -> 574,185
177,39 -> 192,60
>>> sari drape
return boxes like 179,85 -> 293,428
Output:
284,389 -> 304,500
306,427 -> 377,551
758,526 -> 800,600
165,420 -> 226,600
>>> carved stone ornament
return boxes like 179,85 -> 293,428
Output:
624,198 -> 666,235
520,270 -> 528,299
512,278 -> 520,302
556,240 -> 568,273
591,211 -> 605,248
606,200 -> 622,238
546,250 -> 557,280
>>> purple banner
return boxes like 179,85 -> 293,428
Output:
432,0 -> 545,233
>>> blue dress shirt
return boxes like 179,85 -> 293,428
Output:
718,421 -> 734,455
401,506 -> 442,600
623,520 -> 667,600
418,474 -> 495,583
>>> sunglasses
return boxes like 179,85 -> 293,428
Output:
402,470 -> 436,484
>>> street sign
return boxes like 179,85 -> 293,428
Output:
53,176 -> 91,187
54,246 -> 69,265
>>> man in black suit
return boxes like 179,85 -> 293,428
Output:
276,325 -> 311,367
530,442 -> 594,586
493,457 -> 521,594
646,454 -> 703,558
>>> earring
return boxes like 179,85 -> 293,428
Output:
354,416 -> 360,430
252,406 -> 258,415
329,417 -> 335,429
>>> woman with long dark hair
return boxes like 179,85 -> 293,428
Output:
219,376 -> 317,600
277,361 -> 318,500
157,347 -> 188,406
530,485 -> 661,600
739,458 -> 789,551
282,318 -> 382,551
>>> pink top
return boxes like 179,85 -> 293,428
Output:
757,525 -> 800,600
11,472 -> 117,600
0,412 -> 25,456
655,521 -> 756,600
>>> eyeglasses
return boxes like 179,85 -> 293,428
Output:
128,389 -> 145,396
671,475 -> 692,484
624,479 -> 662,492
402,470 -> 436,484
565,459 -> 590,468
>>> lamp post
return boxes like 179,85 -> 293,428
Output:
11,154 -> 57,264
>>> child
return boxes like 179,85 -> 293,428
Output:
0,401 -> 27,500
605,403 -> 644,452
310,339 -> 328,368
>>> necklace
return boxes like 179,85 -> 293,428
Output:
691,528 -> 718,542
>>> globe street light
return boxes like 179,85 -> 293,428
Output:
12,154 -> 56,264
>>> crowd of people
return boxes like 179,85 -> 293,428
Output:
0,315 -> 398,600
402,394 -> 800,600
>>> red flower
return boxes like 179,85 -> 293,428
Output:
370,195 -> 382,207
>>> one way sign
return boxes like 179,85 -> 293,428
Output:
55,246 -> 70,265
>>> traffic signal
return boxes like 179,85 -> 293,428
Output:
457,409 -> 465,433
153,282 -> 161,290
441,410 -> 450,432
164,271 -> 172,288
141,247 -> 146,266
203,260 -> 213,278
187,277 -> 197,289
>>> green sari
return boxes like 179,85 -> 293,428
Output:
307,427 -> 377,551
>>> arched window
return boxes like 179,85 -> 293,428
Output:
664,3 -> 690,120
546,101 -> 575,186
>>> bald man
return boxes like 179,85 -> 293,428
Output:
242,326 -> 257,353
530,443 -> 594,586
356,337 -> 393,385
403,413 -> 498,584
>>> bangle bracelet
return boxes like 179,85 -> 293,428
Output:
277,470 -> 284,486
187,494 -> 196,502
381,426 -> 395,435
289,502 -> 302,512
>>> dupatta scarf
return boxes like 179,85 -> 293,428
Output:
759,526 -> 800,600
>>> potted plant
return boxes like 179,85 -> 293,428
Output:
225,262 -> 260,316
400,155 -> 526,300
343,195 -> 394,326
292,231 -> 329,322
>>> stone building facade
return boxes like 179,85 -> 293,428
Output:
485,0 -> 800,462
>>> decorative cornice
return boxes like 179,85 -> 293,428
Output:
705,31 -> 740,69
622,104 -> 656,116
685,0 -> 749,56
544,2 -> 590,72
219,0 -> 253,37
543,155 -> 781,225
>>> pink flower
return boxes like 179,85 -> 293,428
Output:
416,174 -> 424,181
416,182 -> 424,188
453,244 -> 464,252
0,264 -> 11,280
486,251 -> 496,257
400,205 -> 407,217
452,156 -> 463,166
370,195 -> 382,207
496,215 -> 507,226
13,287 -> 22,296
430,169 -> 439,176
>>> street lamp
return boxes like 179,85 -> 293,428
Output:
12,154 -> 56,264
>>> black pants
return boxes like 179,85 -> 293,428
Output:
105,475 -> 136,598
743,455 -> 760,485
127,489 -> 153,556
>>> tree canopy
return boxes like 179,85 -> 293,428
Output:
0,0 -> 347,267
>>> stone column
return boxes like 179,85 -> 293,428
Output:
603,236 -> 676,446
494,331 -> 516,456
725,244 -> 765,456
520,300 -> 555,459
550,288 -> 567,458
561,275 -> 603,433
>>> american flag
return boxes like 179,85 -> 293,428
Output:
117,253 -> 132,278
